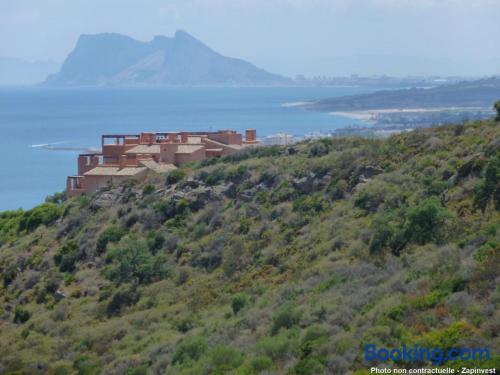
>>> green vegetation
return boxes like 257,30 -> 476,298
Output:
0,118 -> 499,374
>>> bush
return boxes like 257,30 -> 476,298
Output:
204,167 -> 226,186
370,198 -> 454,255
271,305 -> 301,335
106,286 -> 140,317
54,241 -> 80,273
19,202 -> 61,232
3,264 -> 17,287
473,154 -> 500,212
166,169 -> 186,185
191,222 -> 208,240
45,191 -> 66,204
293,194 -> 329,214
142,184 -> 155,195
14,306 -> 31,324
105,236 -> 170,284
146,230 -> 165,253
257,330 -> 297,360
231,293 -> 249,315
295,356 -> 326,375
405,197 -> 454,245
73,354 -> 101,375
209,344 -> 244,372
250,356 -> 273,372
154,198 -> 191,223
225,165 -> 248,183
96,226 -> 125,254
172,336 -> 208,365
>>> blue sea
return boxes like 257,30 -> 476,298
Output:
0,86 -> 378,210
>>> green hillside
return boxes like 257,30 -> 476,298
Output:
0,118 -> 499,374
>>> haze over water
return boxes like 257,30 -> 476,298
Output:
0,86 -> 379,210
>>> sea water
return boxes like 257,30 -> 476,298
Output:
0,86 -> 377,210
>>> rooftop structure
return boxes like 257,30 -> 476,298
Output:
67,129 -> 258,197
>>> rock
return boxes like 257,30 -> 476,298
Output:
424,136 -> 445,151
237,189 -> 254,202
292,174 -> 315,194
355,165 -> 384,180
487,138 -> 500,155
54,290 -> 66,302
172,191 -> 187,201
93,191 -> 119,208
454,153 -> 486,184
182,178 -> 199,189
213,182 -> 236,198
185,186 -> 214,208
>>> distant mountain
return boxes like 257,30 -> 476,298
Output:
0,57 -> 59,86
303,77 -> 500,111
44,31 -> 290,86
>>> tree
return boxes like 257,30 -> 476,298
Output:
231,293 -> 249,315
370,198 -> 454,256
495,100 -> 500,122
474,154 -> 500,212
105,236 -> 169,284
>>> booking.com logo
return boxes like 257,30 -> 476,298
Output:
365,344 -> 491,365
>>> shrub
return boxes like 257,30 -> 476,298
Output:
271,305 -> 301,335
293,194 -> 329,214
204,167 -> 226,186
191,222 -> 208,240
142,184 -> 155,195
369,209 -> 408,256
257,330 -> 297,360
105,236 -> 170,284
106,286 -> 140,317
45,191 -> 66,204
419,321 -> 473,351
73,354 -> 100,375
14,306 -> 31,324
19,202 -> 61,232
172,336 -> 208,365
370,198 -> 454,255
96,226 -> 125,254
405,197 -> 454,245
146,230 -> 165,253
54,241 -> 80,272
225,165 -> 248,183
231,293 -> 249,315
3,264 -> 17,287
209,344 -> 244,372
250,356 -> 273,372
154,198 -> 191,223
295,356 -> 326,375
166,169 -> 186,185
473,154 -> 500,212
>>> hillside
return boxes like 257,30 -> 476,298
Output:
43,31 -> 289,86
0,119 -> 499,374
303,77 -> 500,111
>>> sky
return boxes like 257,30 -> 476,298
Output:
1,0 -> 500,77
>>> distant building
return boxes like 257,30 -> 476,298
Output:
67,129 -> 258,197
262,133 -> 296,146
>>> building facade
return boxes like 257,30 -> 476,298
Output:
67,129 -> 258,197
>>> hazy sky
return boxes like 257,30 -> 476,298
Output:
1,0 -> 499,76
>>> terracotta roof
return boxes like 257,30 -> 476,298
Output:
84,166 -> 147,177
175,145 -> 204,154
126,144 -> 161,154
139,160 -> 177,173
187,136 -> 203,144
